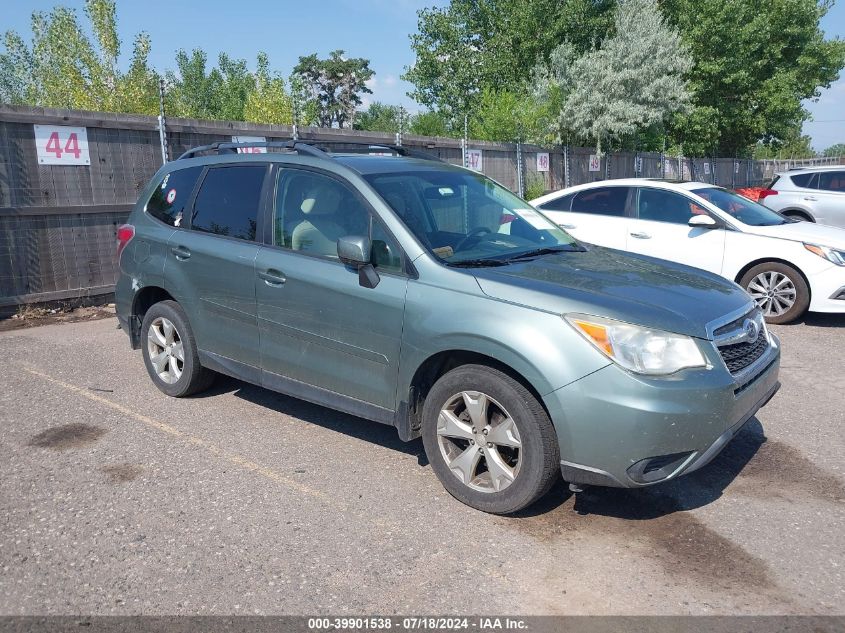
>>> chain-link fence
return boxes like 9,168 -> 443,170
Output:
1,104 -> 842,309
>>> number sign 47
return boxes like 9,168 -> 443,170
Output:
34,125 -> 90,165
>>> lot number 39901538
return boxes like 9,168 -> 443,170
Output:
34,125 -> 91,165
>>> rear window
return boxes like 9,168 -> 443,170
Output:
539,193 -> 574,212
145,167 -> 203,226
571,187 -> 629,217
789,173 -> 815,188
191,165 -> 267,241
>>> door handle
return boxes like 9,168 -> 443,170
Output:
258,269 -> 286,287
803,196 -> 818,201
170,245 -> 191,260
630,232 -> 652,239
559,223 -> 577,229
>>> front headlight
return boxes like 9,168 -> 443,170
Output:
804,243 -> 845,266
565,314 -> 707,375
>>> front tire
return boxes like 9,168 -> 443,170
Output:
740,262 -> 809,324
141,300 -> 215,397
421,364 -> 560,514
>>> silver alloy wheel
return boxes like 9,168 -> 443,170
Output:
146,317 -> 184,384
746,271 -> 797,317
436,391 -> 522,493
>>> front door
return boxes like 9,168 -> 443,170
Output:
255,166 -> 408,411
624,186 -> 727,275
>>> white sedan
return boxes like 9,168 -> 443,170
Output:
531,179 -> 845,323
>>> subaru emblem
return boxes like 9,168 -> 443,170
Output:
743,318 -> 759,344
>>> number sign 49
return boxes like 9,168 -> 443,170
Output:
34,125 -> 91,165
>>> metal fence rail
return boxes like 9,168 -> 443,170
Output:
0,104 -> 842,309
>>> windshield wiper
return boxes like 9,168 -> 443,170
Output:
502,245 -> 586,262
444,258 -> 509,268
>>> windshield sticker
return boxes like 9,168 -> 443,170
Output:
166,188 -> 177,204
160,173 -> 170,190
513,208 -> 550,230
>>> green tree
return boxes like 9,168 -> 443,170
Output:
354,102 -> 405,133
0,0 -> 157,114
243,53 -> 293,125
403,0 -> 615,123
536,0 -> 691,153
469,88 -> 549,143
663,0 -> 845,155
408,110 -> 452,137
753,131 -> 817,159
823,142 -> 845,157
293,50 -> 374,128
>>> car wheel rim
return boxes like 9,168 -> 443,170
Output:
147,317 -> 184,384
747,271 -> 796,317
436,391 -> 522,493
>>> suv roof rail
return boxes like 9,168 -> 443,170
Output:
176,139 -> 445,163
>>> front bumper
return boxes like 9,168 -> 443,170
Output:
808,264 -> 845,313
543,337 -> 781,488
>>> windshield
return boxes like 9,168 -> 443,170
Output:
365,169 -> 580,264
692,187 -> 790,226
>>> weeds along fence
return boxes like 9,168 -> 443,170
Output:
0,104 -> 839,309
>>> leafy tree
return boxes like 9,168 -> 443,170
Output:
536,0 -> 691,153
243,53 -> 293,125
753,132 -> 817,159
823,143 -> 845,157
354,102 -> 405,133
404,0 -> 615,123
408,110 -> 452,137
663,0 -> 845,155
0,0 -> 158,113
469,88 -> 549,143
293,50 -> 374,128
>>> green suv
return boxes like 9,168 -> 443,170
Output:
115,141 -> 781,514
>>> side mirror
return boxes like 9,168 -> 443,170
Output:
337,235 -> 371,265
688,215 -> 718,229
337,235 -> 380,289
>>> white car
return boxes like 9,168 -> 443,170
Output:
531,179 -> 845,323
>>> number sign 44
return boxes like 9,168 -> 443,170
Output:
34,125 -> 91,165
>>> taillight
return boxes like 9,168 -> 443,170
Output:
116,224 -> 135,261
757,189 -> 778,201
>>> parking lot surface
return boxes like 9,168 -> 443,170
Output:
1,315 -> 843,615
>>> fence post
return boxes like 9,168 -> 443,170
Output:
157,79 -> 169,165
516,141 -> 524,198
564,145 -> 570,188
604,151 -> 610,180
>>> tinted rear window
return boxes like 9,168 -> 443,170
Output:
191,165 -> 266,241
571,187 -> 629,217
145,167 -> 203,226
789,173 -> 815,188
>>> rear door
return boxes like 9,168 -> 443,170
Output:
812,171 -> 845,227
538,186 -> 632,248
625,186 -> 726,274
165,163 -> 269,368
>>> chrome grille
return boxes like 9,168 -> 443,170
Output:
711,307 -> 771,378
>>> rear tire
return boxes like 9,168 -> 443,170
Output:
421,364 -> 560,514
740,262 -> 809,325
783,211 -> 814,222
141,300 -> 215,397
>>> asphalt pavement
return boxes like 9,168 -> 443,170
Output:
1,314 -> 843,615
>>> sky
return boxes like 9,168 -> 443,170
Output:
2,0 -> 844,151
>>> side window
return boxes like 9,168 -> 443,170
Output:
571,187 -> 629,217
274,169 -> 403,272
817,171 -> 845,192
539,193 -> 574,212
637,188 -> 698,224
191,165 -> 266,241
789,173 -> 815,188
145,166 -> 203,227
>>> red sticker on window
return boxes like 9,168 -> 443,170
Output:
166,188 -> 177,204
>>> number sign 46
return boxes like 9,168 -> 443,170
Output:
34,125 -> 91,165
